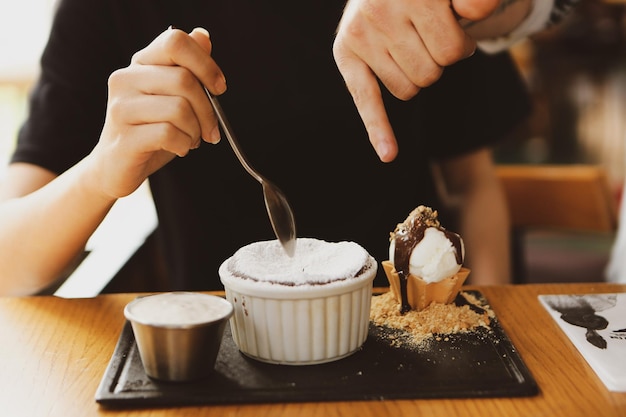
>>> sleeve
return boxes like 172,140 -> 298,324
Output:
411,49 -> 532,160
10,0 -> 125,175
477,0 -> 581,54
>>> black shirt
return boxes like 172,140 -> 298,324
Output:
13,0 -> 531,289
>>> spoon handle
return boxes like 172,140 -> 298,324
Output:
203,86 -> 263,184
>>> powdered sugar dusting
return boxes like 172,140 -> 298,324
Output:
227,238 -> 370,285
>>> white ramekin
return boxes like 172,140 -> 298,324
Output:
219,253 -> 377,365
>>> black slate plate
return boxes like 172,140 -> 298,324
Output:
95,291 -> 538,408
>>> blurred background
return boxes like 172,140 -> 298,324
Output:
500,0 -> 625,188
497,0 -> 626,283
1,0 -> 624,291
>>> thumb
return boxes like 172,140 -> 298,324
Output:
188,27 -> 213,54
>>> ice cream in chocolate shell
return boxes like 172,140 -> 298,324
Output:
385,206 -> 468,313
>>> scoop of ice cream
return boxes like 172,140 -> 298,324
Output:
389,227 -> 464,283
389,206 -> 464,283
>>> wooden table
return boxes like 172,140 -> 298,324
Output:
1,283 -> 625,417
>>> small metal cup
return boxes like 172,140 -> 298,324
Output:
124,292 -> 233,382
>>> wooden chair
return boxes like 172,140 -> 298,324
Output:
496,164 -> 619,283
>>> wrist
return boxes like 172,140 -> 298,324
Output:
75,155 -> 119,206
475,0 -> 569,54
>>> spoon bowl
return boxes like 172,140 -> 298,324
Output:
204,87 -> 297,256
262,180 -> 297,256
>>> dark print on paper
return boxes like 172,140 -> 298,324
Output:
544,294 -> 617,349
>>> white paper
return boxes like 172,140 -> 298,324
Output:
539,293 -> 626,392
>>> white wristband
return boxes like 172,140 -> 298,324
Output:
477,0 -> 555,54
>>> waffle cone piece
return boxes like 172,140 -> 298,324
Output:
382,260 -> 470,311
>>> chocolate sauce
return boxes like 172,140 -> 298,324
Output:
392,207 -> 462,314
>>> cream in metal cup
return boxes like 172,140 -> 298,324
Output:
124,292 -> 233,382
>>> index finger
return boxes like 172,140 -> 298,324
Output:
334,46 -> 399,162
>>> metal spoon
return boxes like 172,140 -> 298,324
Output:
203,86 -> 297,256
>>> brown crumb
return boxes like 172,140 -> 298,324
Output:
370,291 -> 493,346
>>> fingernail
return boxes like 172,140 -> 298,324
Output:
210,126 -> 221,143
376,142 -> 390,160
193,27 -> 210,37
214,76 -> 227,94
375,140 -> 396,162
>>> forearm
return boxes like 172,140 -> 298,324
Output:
456,172 -> 511,285
437,149 -> 512,285
0,27 -> 226,296
0,159 -> 115,296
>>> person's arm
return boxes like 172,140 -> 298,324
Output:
0,162 -> 115,296
333,0 -> 573,163
435,148 -> 511,285
0,28 -> 226,296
